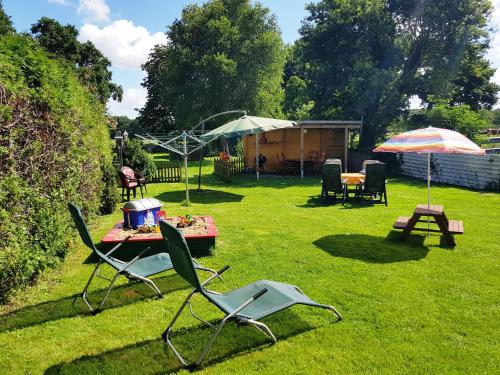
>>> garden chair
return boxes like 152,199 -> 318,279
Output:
119,166 -> 147,201
359,163 -> 387,205
320,162 -> 345,204
159,220 -> 342,369
314,150 -> 327,172
325,158 -> 342,166
281,152 -> 299,175
309,150 -> 319,163
276,152 -> 287,174
258,153 -> 267,174
67,203 -> 218,314
360,159 -> 381,174
306,150 -> 319,174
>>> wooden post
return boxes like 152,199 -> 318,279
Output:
344,128 -> 348,172
255,132 -> 260,180
300,125 -> 304,179
197,122 -> 204,190
182,132 -> 190,205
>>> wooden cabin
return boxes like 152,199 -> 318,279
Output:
243,120 -> 362,174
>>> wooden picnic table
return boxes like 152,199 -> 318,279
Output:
393,204 -> 464,246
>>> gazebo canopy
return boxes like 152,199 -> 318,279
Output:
200,115 -> 296,141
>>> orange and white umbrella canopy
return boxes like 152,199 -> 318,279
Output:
373,126 -> 485,155
373,127 -> 485,215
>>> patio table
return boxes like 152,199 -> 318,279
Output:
341,173 -> 365,199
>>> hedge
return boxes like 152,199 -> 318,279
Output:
0,34 -> 117,302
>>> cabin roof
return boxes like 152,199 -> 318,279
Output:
295,120 -> 362,129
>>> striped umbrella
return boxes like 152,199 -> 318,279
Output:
373,127 -> 484,220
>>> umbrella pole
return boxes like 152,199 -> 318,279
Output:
427,152 -> 431,236
255,132 -> 259,180
300,125 -> 304,179
183,132 -> 190,206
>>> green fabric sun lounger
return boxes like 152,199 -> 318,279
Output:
159,220 -> 342,369
68,203 -> 218,313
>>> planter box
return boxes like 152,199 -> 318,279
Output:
100,216 -> 218,260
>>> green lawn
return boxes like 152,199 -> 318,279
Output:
1,162 -> 499,374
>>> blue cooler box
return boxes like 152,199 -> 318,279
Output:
122,198 -> 163,229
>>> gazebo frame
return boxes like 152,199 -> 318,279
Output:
135,110 -> 246,205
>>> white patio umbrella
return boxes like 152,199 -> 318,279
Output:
201,115 -> 296,179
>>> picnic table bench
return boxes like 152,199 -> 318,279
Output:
393,204 -> 463,246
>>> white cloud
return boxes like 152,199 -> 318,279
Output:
107,87 -> 147,118
48,0 -> 68,5
77,0 -> 110,22
78,20 -> 167,69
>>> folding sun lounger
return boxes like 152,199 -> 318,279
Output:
68,203 -> 218,313
159,220 -> 343,369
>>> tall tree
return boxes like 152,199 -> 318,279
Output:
450,43 -> 499,110
298,0 -> 404,147
294,0 -> 497,147
139,0 -> 285,131
0,0 -> 14,35
30,17 -> 122,104
30,17 -> 79,61
388,0 -> 493,99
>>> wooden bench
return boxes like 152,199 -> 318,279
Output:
392,205 -> 463,246
393,216 -> 410,230
448,220 -> 464,234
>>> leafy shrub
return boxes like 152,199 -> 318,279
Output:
405,104 -> 488,142
0,35 -> 115,302
100,160 -> 118,214
235,138 -> 245,158
121,139 -> 157,180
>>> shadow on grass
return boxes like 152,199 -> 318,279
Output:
155,189 -> 244,204
200,173 -> 321,190
313,231 -> 429,263
298,195 -> 376,209
0,274 -> 188,334
44,310 -> 318,374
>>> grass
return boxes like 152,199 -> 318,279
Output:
1,161 -> 499,374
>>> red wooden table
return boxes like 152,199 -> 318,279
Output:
101,216 -> 218,257
393,205 -> 463,246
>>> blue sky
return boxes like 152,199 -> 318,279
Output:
3,0 -> 313,118
3,0 -> 500,116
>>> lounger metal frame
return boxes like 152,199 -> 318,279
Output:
162,267 -> 342,369
68,203 -> 219,314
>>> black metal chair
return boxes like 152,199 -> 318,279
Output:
320,162 -> 345,204
359,163 -> 387,205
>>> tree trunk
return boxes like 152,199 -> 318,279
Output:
359,122 -> 377,149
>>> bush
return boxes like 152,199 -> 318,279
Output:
100,160 -> 118,214
0,35 -> 116,302
405,104 -> 488,142
121,139 -> 157,180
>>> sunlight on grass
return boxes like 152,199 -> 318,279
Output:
1,161 -> 499,374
